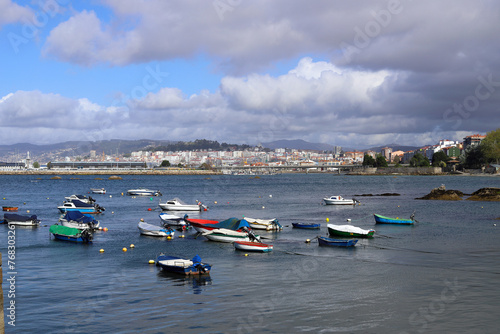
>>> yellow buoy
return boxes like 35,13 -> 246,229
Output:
244,254 -> 248,257
103,227 -> 108,232
149,260 -> 155,264
99,249 -> 104,253
326,217 -> 329,222
179,235 -> 185,238
121,192 -> 124,196
167,236 -> 172,240
130,244 -> 135,248
214,201 -> 217,204
262,206 -> 265,209
27,210 -> 30,213
122,247 -> 127,252
305,239 -> 311,243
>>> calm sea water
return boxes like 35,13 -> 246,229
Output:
1,173 -> 499,333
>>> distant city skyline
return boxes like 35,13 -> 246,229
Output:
1,1 -> 499,148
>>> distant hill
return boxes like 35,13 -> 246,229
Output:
262,139 -> 353,151
365,144 -> 422,152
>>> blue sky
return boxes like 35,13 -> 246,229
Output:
1,0 -> 499,148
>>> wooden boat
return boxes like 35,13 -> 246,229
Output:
159,198 -> 207,211
202,228 -> 260,243
138,220 -> 175,237
156,254 -> 211,275
327,224 -> 375,238
318,236 -> 358,247
4,213 -> 40,226
90,188 -> 106,194
127,189 -> 162,196
58,211 -> 100,230
292,222 -> 321,229
234,241 -> 273,252
49,225 -> 93,243
159,213 -> 188,227
373,213 -> 415,225
58,200 -> 105,214
244,217 -> 282,231
323,195 -> 359,205
2,206 -> 18,212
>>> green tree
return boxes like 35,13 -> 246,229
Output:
432,151 -> 449,167
199,162 -> 213,170
375,155 -> 388,167
410,153 -> 430,167
481,128 -> 500,164
160,160 -> 171,167
462,145 -> 485,169
362,154 -> 376,166
47,161 -> 52,169
33,161 -> 40,168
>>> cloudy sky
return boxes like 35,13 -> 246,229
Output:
1,0 -> 499,148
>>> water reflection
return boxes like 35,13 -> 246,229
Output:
157,270 -> 212,294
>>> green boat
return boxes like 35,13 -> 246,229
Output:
49,224 -> 93,243
327,224 -> 375,238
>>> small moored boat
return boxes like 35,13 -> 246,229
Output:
65,194 -> 95,204
90,188 -> 106,194
156,254 -> 211,275
373,213 -> 415,225
318,236 -> 358,247
127,189 -> 162,196
327,224 -> 375,238
49,225 -> 93,243
323,195 -> 359,205
292,222 -> 321,229
244,217 -> 282,231
4,213 -> 40,226
58,211 -> 100,230
138,220 -> 175,237
159,198 -> 207,211
202,228 -> 260,243
234,241 -> 273,252
2,206 -> 18,212
57,200 -> 105,214
159,213 -> 188,227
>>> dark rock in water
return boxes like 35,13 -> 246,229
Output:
354,194 -> 373,196
466,187 -> 500,202
416,185 -> 463,200
50,176 -> 62,180
379,193 -> 401,196
108,175 -> 123,180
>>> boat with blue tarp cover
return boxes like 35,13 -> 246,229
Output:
58,211 -> 100,230
58,199 -> 105,214
138,220 -> 175,237
3,213 -> 40,226
49,225 -> 93,243
156,254 -> 211,275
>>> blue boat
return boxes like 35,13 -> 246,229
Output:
58,199 -> 105,214
292,222 -> 321,229
49,225 -> 93,243
374,213 -> 415,225
318,236 -> 358,247
156,254 -> 211,275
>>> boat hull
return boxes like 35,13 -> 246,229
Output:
204,233 -> 252,243
3,206 -> 18,212
323,196 -> 357,205
138,222 -> 174,237
6,220 -> 40,226
245,217 -> 282,231
292,223 -> 321,229
49,225 -> 93,243
234,241 -> 273,252
374,214 -> 414,225
58,207 -> 99,214
127,189 -> 162,196
318,237 -> 358,247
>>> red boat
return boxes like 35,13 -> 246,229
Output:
3,206 -> 18,212
186,217 -> 252,233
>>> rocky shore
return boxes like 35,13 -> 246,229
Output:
416,185 -> 500,201
0,169 -> 221,176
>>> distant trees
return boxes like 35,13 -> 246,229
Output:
362,154 -> 376,166
410,153 -> 430,167
375,155 -> 388,168
160,160 -> 171,167
481,128 -> 500,164
199,162 -> 213,170
362,154 -> 387,167
432,151 -> 449,167
461,145 -> 485,169
33,161 -> 40,168
47,161 -> 52,169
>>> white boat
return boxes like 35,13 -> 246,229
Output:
90,188 -> 106,194
58,200 -> 105,214
202,228 -> 260,243
138,220 -> 175,237
64,194 -> 95,204
127,189 -> 162,196
159,198 -> 207,211
234,241 -> 273,252
3,213 -> 40,227
244,217 -> 282,231
323,195 -> 359,205
159,213 -> 187,227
